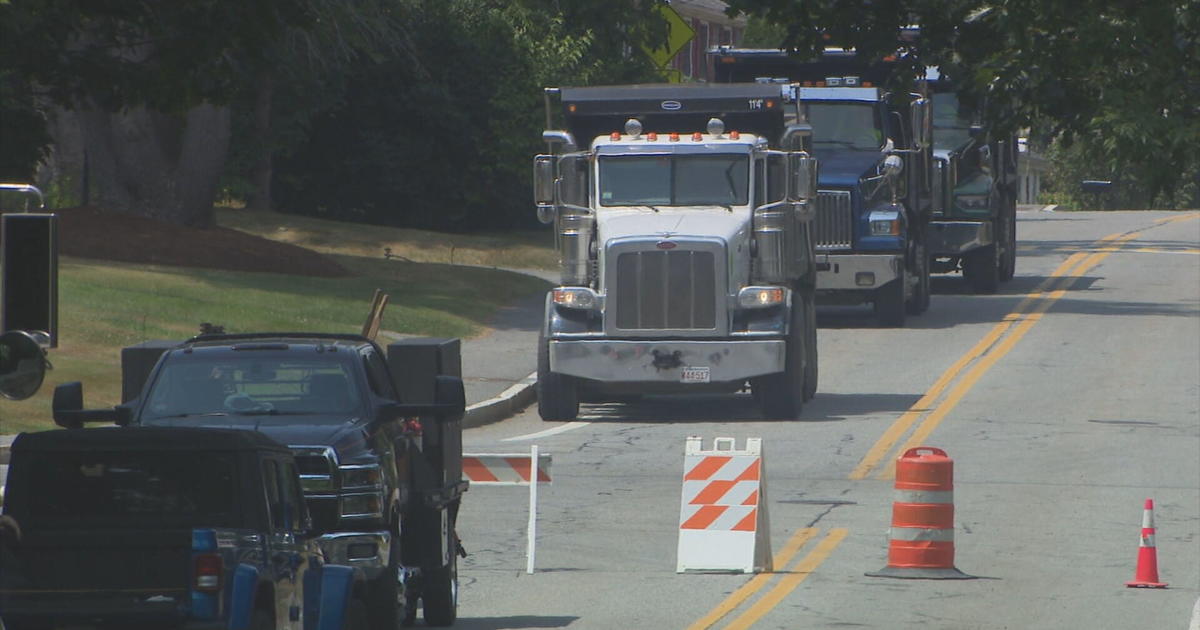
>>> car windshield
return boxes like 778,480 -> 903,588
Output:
805,102 -> 883,151
598,154 -> 749,207
933,92 -> 974,151
25,451 -> 240,528
145,356 -> 360,418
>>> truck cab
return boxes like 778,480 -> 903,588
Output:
534,83 -> 820,420
49,333 -> 467,628
709,48 -> 934,326
0,426 -> 366,630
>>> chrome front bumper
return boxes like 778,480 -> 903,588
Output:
816,254 -> 902,290
319,531 -> 391,578
550,339 -> 785,383
926,220 -> 994,256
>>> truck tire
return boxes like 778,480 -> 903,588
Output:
343,598 -> 370,630
906,242 -> 931,315
537,330 -> 578,421
874,268 -> 907,327
754,303 -> 806,419
801,293 -> 818,402
421,549 -> 458,627
964,243 -> 1000,294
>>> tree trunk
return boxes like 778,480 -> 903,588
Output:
76,99 -> 231,227
245,71 -> 274,211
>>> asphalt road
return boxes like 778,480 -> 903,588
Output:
455,209 -> 1200,630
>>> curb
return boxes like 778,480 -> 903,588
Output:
463,372 -> 538,429
0,374 -> 540,464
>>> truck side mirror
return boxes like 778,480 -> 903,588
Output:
52,381 -> 125,428
534,155 -> 555,212
789,153 -> 818,200
0,330 -> 47,400
910,98 -> 931,149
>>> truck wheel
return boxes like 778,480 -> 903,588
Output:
421,550 -> 458,627
343,598 -> 370,630
964,244 -> 1000,294
802,293 -> 818,402
537,330 -> 578,421
874,268 -> 907,327
906,242 -> 931,315
754,302 -> 806,419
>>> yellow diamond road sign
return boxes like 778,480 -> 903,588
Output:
645,4 -> 695,68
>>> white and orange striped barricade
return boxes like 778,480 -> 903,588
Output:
867,446 -> 974,579
676,436 -> 772,573
463,446 -> 552,574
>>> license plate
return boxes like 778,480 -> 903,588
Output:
680,367 -> 710,383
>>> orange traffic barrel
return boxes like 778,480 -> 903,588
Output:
866,446 -> 975,579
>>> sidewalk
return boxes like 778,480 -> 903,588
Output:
0,272 -> 552,465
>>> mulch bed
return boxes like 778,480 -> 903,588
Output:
53,206 -> 349,277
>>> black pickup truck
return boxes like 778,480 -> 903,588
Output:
50,333 -> 467,628
0,426 -> 367,630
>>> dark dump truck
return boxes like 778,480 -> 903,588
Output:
710,48 -> 935,326
49,333 -> 468,628
0,426 -> 366,630
925,66 -> 1018,293
710,47 -> 1017,297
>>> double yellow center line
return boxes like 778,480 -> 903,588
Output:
685,212 -> 1198,629
687,527 -> 848,630
849,217 -> 1197,480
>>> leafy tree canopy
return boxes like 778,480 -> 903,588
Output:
724,0 -> 1200,207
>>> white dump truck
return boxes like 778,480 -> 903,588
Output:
533,83 -> 820,421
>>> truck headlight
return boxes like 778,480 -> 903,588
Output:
340,493 -> 383,518
552,287 -> 599,310
737,286 -> 785,309
340,464 -> 381,489
868,210 -> 901,236
955,194 -> 989,212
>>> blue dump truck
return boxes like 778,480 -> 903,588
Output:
0,426 -> 366,630
46,333 -> 468,627
710,48 -> 934,326
711,47 -> 1018,298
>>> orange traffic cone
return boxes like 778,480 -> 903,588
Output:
1126,498 -> 1167,588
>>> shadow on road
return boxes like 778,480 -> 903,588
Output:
454,616 -> 580,630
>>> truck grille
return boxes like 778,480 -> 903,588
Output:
815,190 -> 853,250
609,246 -> 721,334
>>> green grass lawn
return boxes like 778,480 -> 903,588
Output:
2,214 -> 556,434
217,208 -> 559,271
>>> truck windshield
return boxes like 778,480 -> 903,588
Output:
145,357 -> 361,418
25,451 -> 240,528
598,154 -> 749,207
933,92 -> 973,151
804,102 -> 883,151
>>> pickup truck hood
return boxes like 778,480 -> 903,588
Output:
597,208 -> 749,245
142,414 -> 361,447
812,149 -> 883,188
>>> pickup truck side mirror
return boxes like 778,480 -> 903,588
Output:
52,381 -> 129,428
